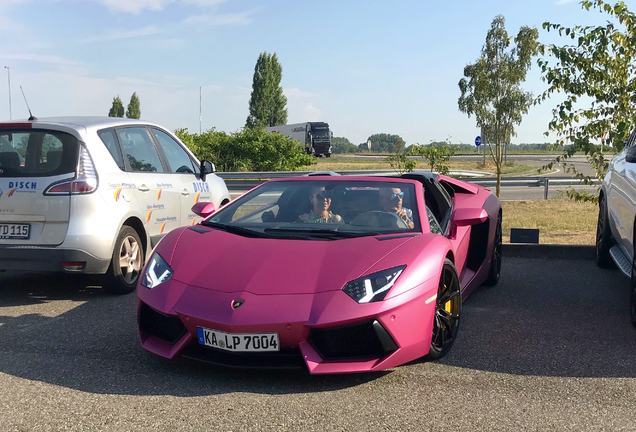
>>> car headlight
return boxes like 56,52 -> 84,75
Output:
141,253 -> 173,289
342,265 -> 406,303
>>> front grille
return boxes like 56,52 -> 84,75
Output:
138,302 -> 187,344
181,344 -> 305,370
310,320 -> 398,360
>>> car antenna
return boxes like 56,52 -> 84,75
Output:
20,85 -> 37,121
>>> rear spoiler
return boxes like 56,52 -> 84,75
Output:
437,175 -> 479,195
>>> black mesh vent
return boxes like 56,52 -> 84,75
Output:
466,218 -> 490,271
310,320 -> 397,360
181,344 -> 305,370
138,302 -> 187,344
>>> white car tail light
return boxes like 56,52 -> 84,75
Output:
44,145 -> 98,195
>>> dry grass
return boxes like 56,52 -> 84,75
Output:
502,200 -> 597,245
307,158 -> 536,175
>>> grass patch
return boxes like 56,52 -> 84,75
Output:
502,200 -> 597,245
304,158 -> 536,175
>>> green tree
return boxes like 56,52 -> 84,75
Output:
410,141 -> 456,175
458,15 -> 539,197
246,52 -> 288,128
126,92 -> 141,119
366,133 -> 405,153
386,141 -> 417,174
108,96 -> 124,118
331,136 -> 359,154
537,0 -> 636,202
175,127 -> 314,172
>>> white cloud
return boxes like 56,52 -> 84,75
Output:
182,11 -> 252,27
284,88 -> 317,98
80,26 -> 159,44
302,104 -> 321,120
95,0 -> 226,14
0,69 -> 239,134
555,0 -> 575,4
0,54 -> 82,66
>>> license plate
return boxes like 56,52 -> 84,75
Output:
197,327 -> 279,352
0,223 -> 30,240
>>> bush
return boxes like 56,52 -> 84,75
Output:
175,127 -> 315,172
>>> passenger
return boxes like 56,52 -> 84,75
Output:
379,187 -> 414,229
300,187 -> 344,224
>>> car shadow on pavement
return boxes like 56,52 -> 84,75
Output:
0,271 -> 386,397
440,257 -> 636,378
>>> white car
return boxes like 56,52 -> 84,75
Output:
597,133 -> 636,326
0,117 -> 230,293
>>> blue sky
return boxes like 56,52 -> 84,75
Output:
0,0 -> 617,146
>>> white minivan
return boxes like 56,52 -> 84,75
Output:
0,117 -> 231,293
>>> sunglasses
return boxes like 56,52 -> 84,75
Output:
313,192 -> 331,200
383,192 -> 404,200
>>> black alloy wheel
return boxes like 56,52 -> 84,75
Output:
426,258 -> 462,360
596,194 -> 614,268
484,214 -> 502,286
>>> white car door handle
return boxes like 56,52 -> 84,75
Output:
181,189 -> 190,196
137,185 -> 150,192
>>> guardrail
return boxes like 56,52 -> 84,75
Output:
216,170 -> 600,199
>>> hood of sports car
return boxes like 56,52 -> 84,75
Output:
167,227 -> 417,295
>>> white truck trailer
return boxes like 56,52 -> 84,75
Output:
265,122 -> 332,157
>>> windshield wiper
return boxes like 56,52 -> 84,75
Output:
263,228 -> 381,239
203,222 -> 272,239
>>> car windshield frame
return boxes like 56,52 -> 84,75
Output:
202,179 -> 422,239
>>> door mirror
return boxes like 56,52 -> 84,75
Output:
191,202 -> 216,218
626,146 -> 636,163
200,160 -> 215,180
451,208 -> 488,226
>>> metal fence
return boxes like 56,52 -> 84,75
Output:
216,170 -> 599,199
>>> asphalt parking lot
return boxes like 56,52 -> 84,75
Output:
0,257 -> 635,431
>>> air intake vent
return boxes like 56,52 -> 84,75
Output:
310,320 -> 397,360
138,303 -> 187,344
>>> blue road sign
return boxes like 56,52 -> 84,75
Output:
475,136 -> 481,147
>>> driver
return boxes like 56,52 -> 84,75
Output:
300,187 -> 344,224
379,187 -> 414,229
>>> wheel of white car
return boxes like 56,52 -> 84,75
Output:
104,226 -> 144,295
596,194 -> 614,268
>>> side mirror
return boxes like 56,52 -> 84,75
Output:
191,202 -> 216,218
451,208 -> 489,226
200,160 -> 215,180
626,146 -> 636,163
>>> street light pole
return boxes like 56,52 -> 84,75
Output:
4,66 -> 11,120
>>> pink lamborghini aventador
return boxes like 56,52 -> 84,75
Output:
137,172 -> 502,374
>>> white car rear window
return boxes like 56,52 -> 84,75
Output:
0,129 -> 78,178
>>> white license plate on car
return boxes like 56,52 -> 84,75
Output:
197,327 -> 279,352
0,223 -> 30,240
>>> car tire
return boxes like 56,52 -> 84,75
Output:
425,258 -> 462,360
484,213 -> 502,286
630,286 -> 636,328
596,194 -> 614,268
631,252 -> 636,328
103,226 -> 144,295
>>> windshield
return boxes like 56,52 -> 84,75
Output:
204,180 -> 420,239
312,129 -> 330,137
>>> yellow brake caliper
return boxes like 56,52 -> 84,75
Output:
443,284 -> 452,314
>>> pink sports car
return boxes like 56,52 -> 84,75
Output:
137,173 -> 502,374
